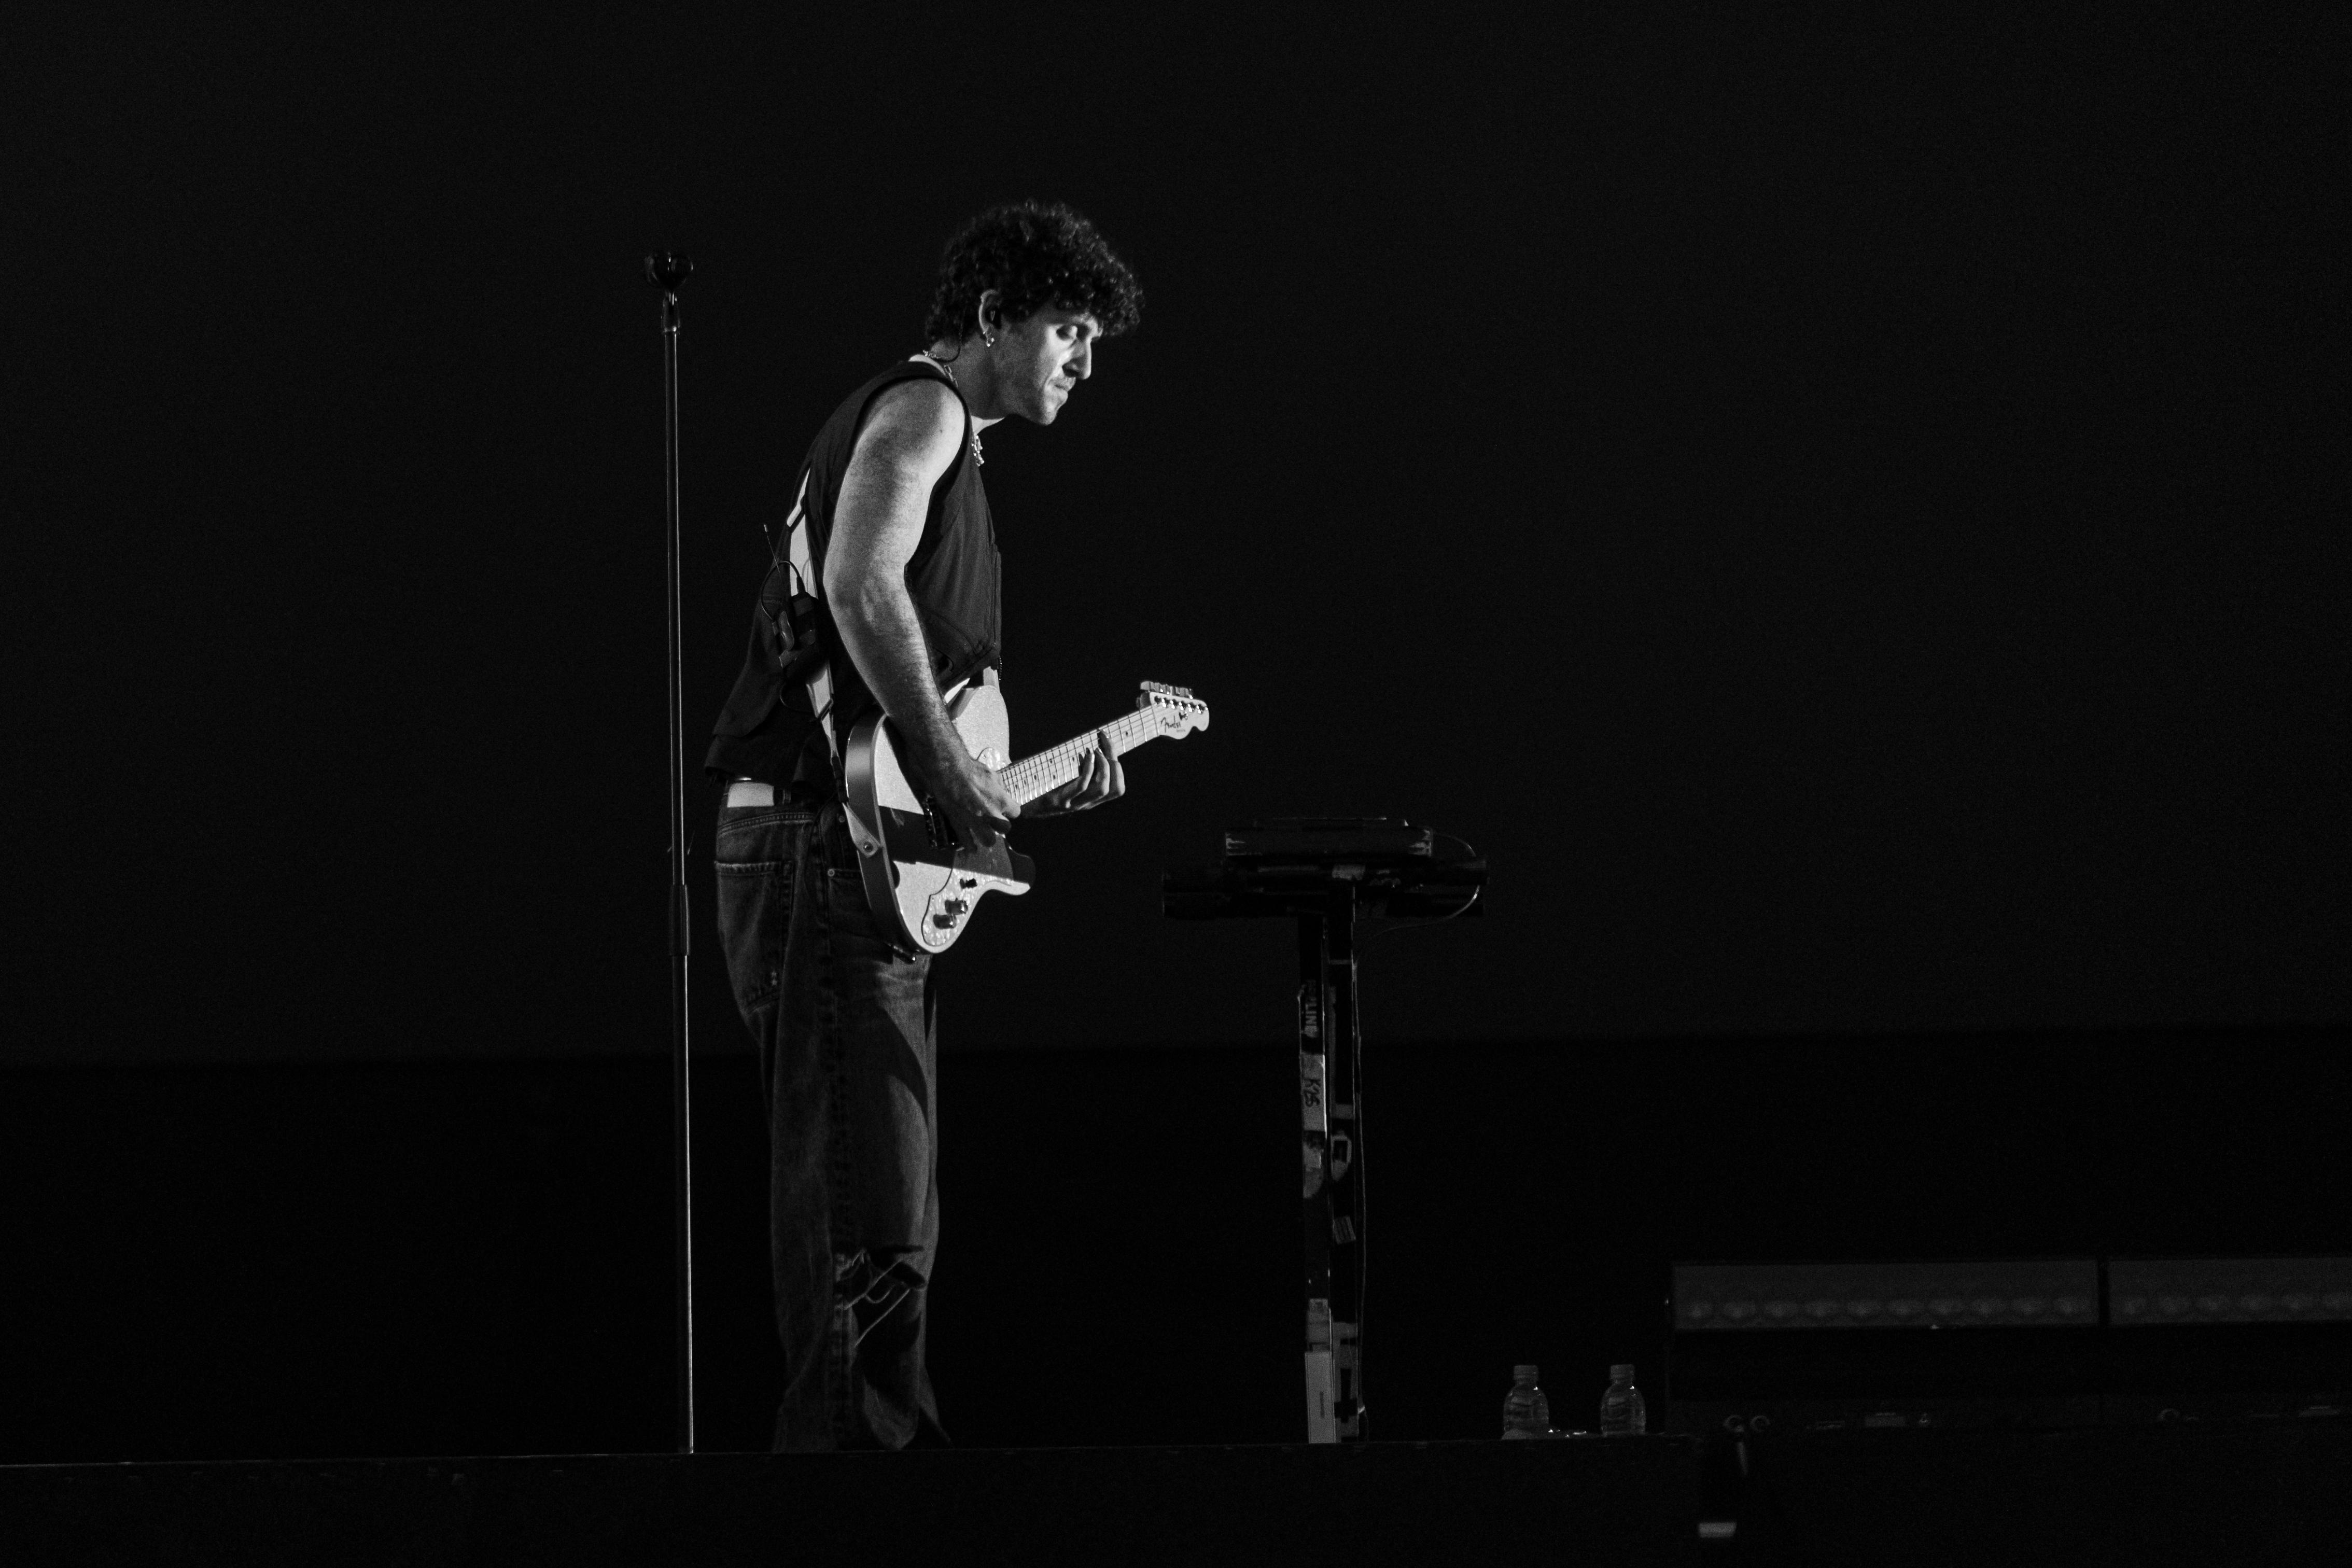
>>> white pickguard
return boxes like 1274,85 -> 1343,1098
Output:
842,679 -> 1209,957
846,684 -> 1031,956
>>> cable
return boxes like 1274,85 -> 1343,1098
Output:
1357,831 -> 1482,947
1354,1009 -> 1369,1436
1347,828 -> 1481,1433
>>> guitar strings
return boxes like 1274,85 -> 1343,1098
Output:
999,709 -> 1163,801
1005,712 -> 1150,785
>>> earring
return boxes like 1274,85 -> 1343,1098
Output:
982,331 -> 997,348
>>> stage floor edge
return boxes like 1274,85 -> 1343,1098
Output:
0,1437 -> 1701,1567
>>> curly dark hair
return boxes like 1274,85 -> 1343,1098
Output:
922,201 -> 1143,346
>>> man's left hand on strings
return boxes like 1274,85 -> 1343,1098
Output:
1024,729 -> 1125,819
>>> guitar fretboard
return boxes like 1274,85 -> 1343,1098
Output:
997,707 -> 1165,804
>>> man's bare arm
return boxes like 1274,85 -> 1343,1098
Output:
824,381 -> 1020,835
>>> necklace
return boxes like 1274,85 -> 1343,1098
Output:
917,352 -> 985,466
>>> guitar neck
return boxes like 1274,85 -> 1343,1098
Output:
996,707 -> 1166,805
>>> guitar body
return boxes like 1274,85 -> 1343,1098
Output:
842,682 -> 1035,957
842,679 -> 1209,957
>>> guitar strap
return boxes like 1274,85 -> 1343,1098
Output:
776,468 -> 843,778
777,353 -> 954,782
781,466 -> 884,853
778,357 -> 977,848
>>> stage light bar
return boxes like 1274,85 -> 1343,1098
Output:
1673,1261 -> 2101,1332
2108,1257 -> 2352,1326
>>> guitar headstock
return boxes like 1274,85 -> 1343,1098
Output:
1137,680 -> 1211,737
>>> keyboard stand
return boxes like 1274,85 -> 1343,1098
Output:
1164,818 -> 1486,1443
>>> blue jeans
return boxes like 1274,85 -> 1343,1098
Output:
714,800 -> 947,1452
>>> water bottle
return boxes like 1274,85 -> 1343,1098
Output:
1599,1364 -> 1647,1436
1501,1365 -> 1550,1438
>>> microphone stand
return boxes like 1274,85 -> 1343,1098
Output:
646,251 -> 696,1454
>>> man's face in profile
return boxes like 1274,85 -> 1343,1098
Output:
999,306 -> 1099,425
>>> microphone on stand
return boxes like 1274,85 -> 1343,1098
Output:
647,245 -> 695,1453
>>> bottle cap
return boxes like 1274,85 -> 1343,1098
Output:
1514,1364 -> 1539,1380
1610,1364 -> 1635,1380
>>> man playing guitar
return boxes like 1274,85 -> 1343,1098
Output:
705,203 -> 1143,1450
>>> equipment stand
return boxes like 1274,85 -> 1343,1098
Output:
646,251 -> 696,1454
1165,818 -> 1486,1445
1297,886 -> 1366,1441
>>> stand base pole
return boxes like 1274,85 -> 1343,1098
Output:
650,256 -> 696,1455
1296,888 -> 1365,1443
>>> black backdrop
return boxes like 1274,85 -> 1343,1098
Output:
8,5 -> 2346,1065
7,3 -> 2350,1471
13,1029 -> 2349,1460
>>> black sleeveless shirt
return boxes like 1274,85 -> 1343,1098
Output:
704,357 -> 1002,789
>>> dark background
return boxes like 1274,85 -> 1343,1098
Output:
5,4 -> 2347,1462
10,1027 -> 2347,1462
10,4 -> 2344,1062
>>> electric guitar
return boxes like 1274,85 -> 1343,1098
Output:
841,680 -> 1211,956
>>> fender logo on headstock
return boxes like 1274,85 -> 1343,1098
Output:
1137,681 -> 1211,736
